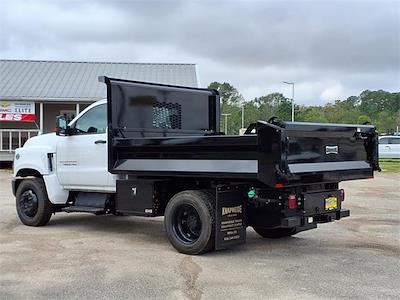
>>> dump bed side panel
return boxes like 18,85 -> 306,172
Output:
102,76 -> 259,179
102,76 -> 223,174
111,135 -> 259,179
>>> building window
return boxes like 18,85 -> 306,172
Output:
60,110 -> 76,123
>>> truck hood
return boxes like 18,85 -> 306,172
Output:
14,133 -> 59,177
23,133 -> 58,152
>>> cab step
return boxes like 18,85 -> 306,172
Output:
62,206 -> 105,215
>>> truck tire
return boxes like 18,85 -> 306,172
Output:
252,227 -> 296,239
164,190 -> 215,255
16,178 -> 53,226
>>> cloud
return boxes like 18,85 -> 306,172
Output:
0,0 -> 399,104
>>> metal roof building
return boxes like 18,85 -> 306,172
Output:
0,60 -> 198,101
0,59 -> 199,161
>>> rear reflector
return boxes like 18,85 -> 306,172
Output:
275,183 -> 285,188
288,194 -> 297,209
340,189 -> 345,202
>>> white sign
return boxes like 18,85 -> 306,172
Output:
0,101 -> 36,122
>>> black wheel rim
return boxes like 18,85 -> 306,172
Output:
173,204 -> 202,244
19,189 -> 38,218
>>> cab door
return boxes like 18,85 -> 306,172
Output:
56,103 -> 112,191
378,137 -> 390,158
388,137 -> 400,158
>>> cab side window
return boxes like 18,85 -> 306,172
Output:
379,138 -> 389,144
74,104 -> 107,134
390,138 -> 400,144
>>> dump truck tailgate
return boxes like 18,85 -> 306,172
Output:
256,121 -> 379,186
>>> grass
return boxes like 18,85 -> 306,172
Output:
379,159 -> 400,173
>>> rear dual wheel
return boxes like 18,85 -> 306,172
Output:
164,190 -> 215,255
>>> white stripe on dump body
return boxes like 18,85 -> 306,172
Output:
115,159 -> 258,173
289,161 -> 370,173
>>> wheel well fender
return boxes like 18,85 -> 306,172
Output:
16,168 -> 43,178
13,168 -> 43,196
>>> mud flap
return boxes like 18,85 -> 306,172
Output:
215,185 -> 247,250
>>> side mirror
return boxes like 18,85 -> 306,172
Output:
56,115 -> 69,135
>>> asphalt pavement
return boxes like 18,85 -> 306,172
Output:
1,169 -> 399,300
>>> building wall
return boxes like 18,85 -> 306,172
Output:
43,103 -> 77,133
0,101 -> 92,133
1,101 -> 93,159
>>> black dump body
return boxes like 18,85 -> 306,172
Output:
101,77 -> 379,188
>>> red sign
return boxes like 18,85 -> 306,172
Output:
0,113 -> 36,122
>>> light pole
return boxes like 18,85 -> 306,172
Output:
241,105 -> 244,128
283,81 -> 295,122
221,113 -> 231,134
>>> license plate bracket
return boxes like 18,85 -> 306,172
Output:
303,190 -> 341,215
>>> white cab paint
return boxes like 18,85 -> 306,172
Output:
56,132 -> 109,190
43,172 -> 69,204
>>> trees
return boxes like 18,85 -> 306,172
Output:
296,106 -> 328,123
358,90 -> 400,133
208,82 -> 244,106
208,82 -> 246,134
255,93 -> 292,121
208,81 -> 398,134
357,115 -> 372,124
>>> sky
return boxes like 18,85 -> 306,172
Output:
0,0 -> 399,105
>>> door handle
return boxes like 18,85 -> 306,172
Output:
94,140 -> 106,144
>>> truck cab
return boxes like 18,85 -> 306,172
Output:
13,99 -> 114,204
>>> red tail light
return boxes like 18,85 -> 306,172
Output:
340,189 -> 345,202
288,194 -> 297,209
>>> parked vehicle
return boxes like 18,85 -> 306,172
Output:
378,136 -> 400,159
12,77 -> 380,254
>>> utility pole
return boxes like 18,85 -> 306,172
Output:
221,113 -> 231,134
283,81 -> 295,122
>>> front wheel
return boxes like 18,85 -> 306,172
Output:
164,190 -> 215,255
16,178 -> 53,226
252,227 -> 296,239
